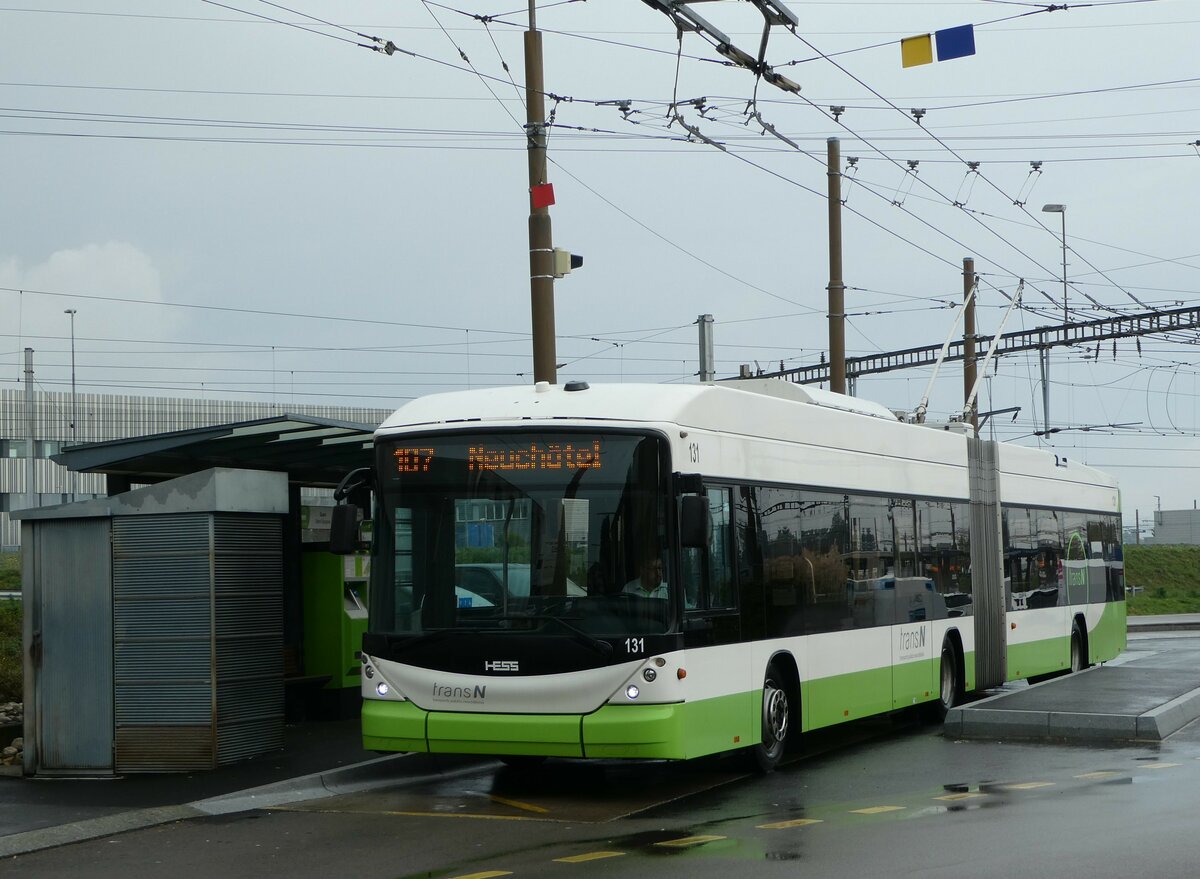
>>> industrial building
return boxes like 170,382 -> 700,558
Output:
1146,509 -> 1200,546
1,387 -> 391,551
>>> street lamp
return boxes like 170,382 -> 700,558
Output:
63,309 -> 77,441
64,308 -> 77,498
1041,203 -> 1067,324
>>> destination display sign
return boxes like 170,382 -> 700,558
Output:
393,439 -> 603,475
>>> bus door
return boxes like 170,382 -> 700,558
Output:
841,496 -> 906,719
886,499 -> 934,709
679,484 -> 750,755
1065,529 -> 1089,607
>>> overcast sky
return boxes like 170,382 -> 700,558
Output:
3,0 -> 1199,528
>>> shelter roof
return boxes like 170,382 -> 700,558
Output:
53,414 -> 375,487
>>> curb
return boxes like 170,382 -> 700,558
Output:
0,805 -> 205,859
0,752 -> 488,859
1128,622 -> 1200,633
1127,614 -> 1200,633
944,668 -> 1200,744
191,752 -> 485,815
1137,685 -> 1200,739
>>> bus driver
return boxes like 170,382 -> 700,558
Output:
624,555 -> 668,599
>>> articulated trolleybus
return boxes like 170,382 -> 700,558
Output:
334,378 -> 1125,770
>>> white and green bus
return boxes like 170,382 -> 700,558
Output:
335,378 -> 1125,771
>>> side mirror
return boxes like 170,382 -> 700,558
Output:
329,503 -> 360,555
680,495 -> 711,549
331,466 -> 375,554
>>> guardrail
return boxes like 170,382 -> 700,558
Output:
0,591 -> 20,602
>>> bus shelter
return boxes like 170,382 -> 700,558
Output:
16,415 -> 377,775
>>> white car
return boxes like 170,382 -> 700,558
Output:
455,563 -> 586,604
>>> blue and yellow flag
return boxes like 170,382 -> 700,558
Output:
901,24 -> 975,68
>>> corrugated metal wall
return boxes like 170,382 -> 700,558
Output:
110,512 -> 284,772
212,515 -> 284,764
113,514 -> 217,772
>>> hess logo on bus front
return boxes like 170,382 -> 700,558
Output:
485,660 -> 520,672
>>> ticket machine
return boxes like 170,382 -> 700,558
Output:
300,549 -> 370,718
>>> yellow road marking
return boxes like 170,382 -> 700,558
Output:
554,852 -> 626,863
850,806 -> 906,815
380,810 -> 550,822
655,835 -> 727,848
758,818 -> 823,830
279,807 -> 555,822
1003,782 -> 1055,790
1075,771 -> 1122,780
1140,762 -> 1181,770
489,795 -> 551,814
446,872 -> 512,879
934,792 -> 985,801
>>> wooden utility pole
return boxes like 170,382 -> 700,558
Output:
827,138 -> 845,394
526,2 -> 556,384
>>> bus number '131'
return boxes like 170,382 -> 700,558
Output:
625,638 -> 645,654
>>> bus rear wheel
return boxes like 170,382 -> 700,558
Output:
922,641 -> 960,722
752,664 -> 790,774
1070,622 -> 1088,673
939,644 -> 961,713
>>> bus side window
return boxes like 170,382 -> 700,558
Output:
680,543 -> 702,610
681,487 -> 735,611
707,488 -> 735,609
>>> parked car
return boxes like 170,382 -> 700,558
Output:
455,563 -> 585,605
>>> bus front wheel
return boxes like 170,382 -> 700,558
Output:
752,664 -> 790,774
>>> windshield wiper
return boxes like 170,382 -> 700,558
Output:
497,613 -> 612,658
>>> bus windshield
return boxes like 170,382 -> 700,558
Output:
370,430 -> 672,637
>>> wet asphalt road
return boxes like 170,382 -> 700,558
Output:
5,634 -> 1200,879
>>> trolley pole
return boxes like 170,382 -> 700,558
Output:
526,1 -> 557,385
827,138 -> 846,395
962,258 -> 978,435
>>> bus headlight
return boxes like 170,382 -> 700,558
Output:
376,683 -> 390,697
642,668 -> 657,682
626,685 -> 640,700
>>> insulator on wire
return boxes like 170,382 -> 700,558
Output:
1014,161 -> 1043,206
953,162 -> 981,207
892,161 -> 919,206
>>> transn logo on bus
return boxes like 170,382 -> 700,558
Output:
485,660 -> 520,672
432,683 -> 487,702
896,624 -> 929,661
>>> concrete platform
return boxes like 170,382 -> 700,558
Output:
945,631 -> 1200,743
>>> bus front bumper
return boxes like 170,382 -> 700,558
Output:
361,699 -> 688,760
